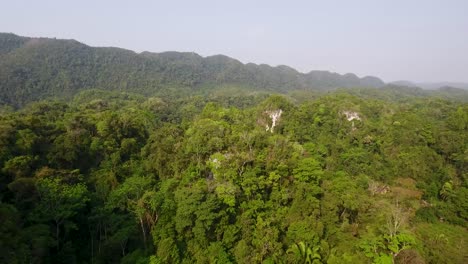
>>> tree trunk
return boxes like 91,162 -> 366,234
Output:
120,239 -> 127,256
55,220 -> 60,250
98,223 -> 101,254
139,217 -> 147,249
91,233 -> 94,264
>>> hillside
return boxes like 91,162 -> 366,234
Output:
0,33 -> 385,107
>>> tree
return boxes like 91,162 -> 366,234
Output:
34,177 -> 89,249
293,157 -> 323,183
386,201 -> 408,238
108,176 -> 158,247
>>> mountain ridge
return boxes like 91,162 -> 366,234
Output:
0,33 -> 387,107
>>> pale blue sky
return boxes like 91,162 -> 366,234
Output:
1,0 -> 467,82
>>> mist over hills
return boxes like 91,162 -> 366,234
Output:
0,33 -> 386,107
391,80 -> 468,90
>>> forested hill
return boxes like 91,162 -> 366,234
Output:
0,33 -> 385,107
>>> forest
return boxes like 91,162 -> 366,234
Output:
0,88 -> 466,264
3,32 -> 466,109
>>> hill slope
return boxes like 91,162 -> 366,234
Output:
0,33 -> 385,107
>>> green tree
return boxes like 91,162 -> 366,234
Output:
34,177 -> 89,249
108,175 -> 158,247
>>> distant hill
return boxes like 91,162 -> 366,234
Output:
418,82 -> 468,90
391,80 -> 468,90
390,80 -> 419,87
0,33 -> 385,107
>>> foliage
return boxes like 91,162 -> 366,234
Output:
0,88 -> 466,263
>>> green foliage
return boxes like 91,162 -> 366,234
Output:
293,157 -> 323,183
360,233 -> 416,264
0,89 -> 466,263
287,241 -> 322,264
34,177 -> 88,224
415,222 -> 467,263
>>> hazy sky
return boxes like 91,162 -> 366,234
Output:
2,0 -> 467,82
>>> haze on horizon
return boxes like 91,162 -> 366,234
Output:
1,0 -> 467,83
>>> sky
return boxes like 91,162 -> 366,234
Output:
1,0 -> 467,83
